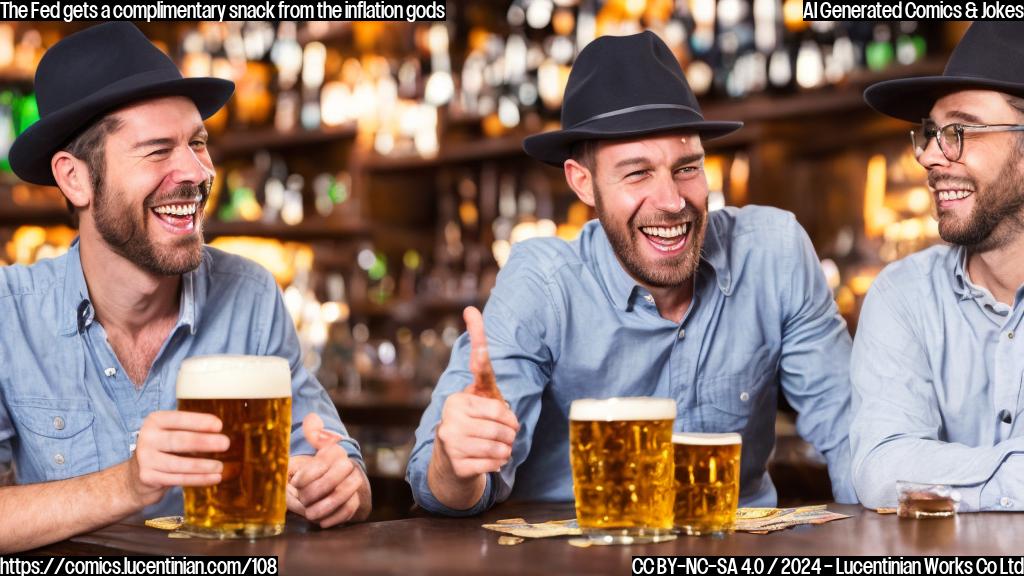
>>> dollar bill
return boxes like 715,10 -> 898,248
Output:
482,518 -> 582,538
734,506 -> 850,533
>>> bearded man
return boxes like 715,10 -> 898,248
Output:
0,23 -> 370,552
853,21 -> 1024,511
406,31 -> 856,516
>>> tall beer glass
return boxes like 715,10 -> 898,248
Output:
176,355 -> 292,539
569,397 -> 676,544
673,432 -> 742,536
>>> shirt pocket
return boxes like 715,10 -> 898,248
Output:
8,397 -> 99,481
696,346 -> 775,432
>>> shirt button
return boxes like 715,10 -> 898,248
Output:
677,328 -> 686,340
999,409 -> 1012,424
739,391 -> 750,402
1009,331 -> 1015,340
1001,496 -> 1013,508
104,367 -> 117,377
53,416 -> 65,431
644,295 -> 654,303
53,453 -> 65,466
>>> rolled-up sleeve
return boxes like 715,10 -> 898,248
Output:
851,274 -> 1024,510
777,221 -> 856,503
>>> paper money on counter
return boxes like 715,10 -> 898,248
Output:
734,505 -> 850,533
482,518 -> 582,538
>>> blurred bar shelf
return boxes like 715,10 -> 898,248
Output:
0,206 -> 70,227
0,68 -> 34,85
331,389 -> 428,428
204,219 -> 370,241
350,295 -> 482,322
703,58 -> 946,124
360,133 -> 527,172
210,123 -> 358,160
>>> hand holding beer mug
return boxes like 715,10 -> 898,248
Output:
176,355 -> 292,539
569,398 -> 676,545
673,432 -> 742,536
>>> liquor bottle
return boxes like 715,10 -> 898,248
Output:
896,21 -> 926,66
301,42 -> 326,130
865,24 -> 895,72
281,173 -> 305,226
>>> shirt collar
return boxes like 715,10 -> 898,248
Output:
58,239 -> 202,336
181,261 -> 198,335
58,239 -> 90,336
701,214 -> 733,296
951,244 -> 971,300
589,215 -> 734,312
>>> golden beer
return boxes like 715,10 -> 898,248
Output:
176,355 -> 292,539
569,398 -> 676,544
673,432 -> 742,535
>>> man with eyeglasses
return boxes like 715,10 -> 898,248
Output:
852,21 -> 1024,511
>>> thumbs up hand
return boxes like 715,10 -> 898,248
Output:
287,413 -> 371,527
463,306 -> 505,402
427,307 -> 520,509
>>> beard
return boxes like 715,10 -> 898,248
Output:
92,176 -> 209,276
930,145 -> 1024,252
594,182 -> 707,288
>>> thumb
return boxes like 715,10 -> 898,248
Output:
302,412 -> 343,451
463,306 -> 504,402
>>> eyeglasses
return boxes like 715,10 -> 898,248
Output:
911,120 -> 1024,162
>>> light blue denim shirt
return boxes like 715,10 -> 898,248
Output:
851,244 -> 1024,511
407,206 -> 856,516
0,240 -> 363,514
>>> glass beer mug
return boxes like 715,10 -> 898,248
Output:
569,397 -> 676,544
176,355 -> 292,539
673,432 -> 742,536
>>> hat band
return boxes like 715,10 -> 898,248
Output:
567,103 -> 702,129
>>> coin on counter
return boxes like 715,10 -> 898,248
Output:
145,516 -> 184,530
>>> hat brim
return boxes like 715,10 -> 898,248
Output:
9,76 -> 234,186
522,107 -> 743,167
865,75 -> 1024,123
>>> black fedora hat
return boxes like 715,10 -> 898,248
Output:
9,22 -> 234,186
865,22 -> 1024,123
522,31 -> 742,167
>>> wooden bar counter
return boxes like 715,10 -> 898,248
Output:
30,503 -> 1022,575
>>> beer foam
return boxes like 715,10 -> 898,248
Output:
672,432 -> 742,446
569,397 -> 676,421
176,355 -> 292,399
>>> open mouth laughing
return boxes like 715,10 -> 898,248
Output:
150,198 -> 202,235
639,222 -> 692,254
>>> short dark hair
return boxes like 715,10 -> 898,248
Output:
60,114 -> 123,224
1004,94 -> 1024,149
1005,94 -> 1024,117
570,139 -> 598,173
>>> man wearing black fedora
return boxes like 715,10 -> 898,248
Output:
852,22 -> 1024,511
407,31 -> 856,516
0,23 -> 369,552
